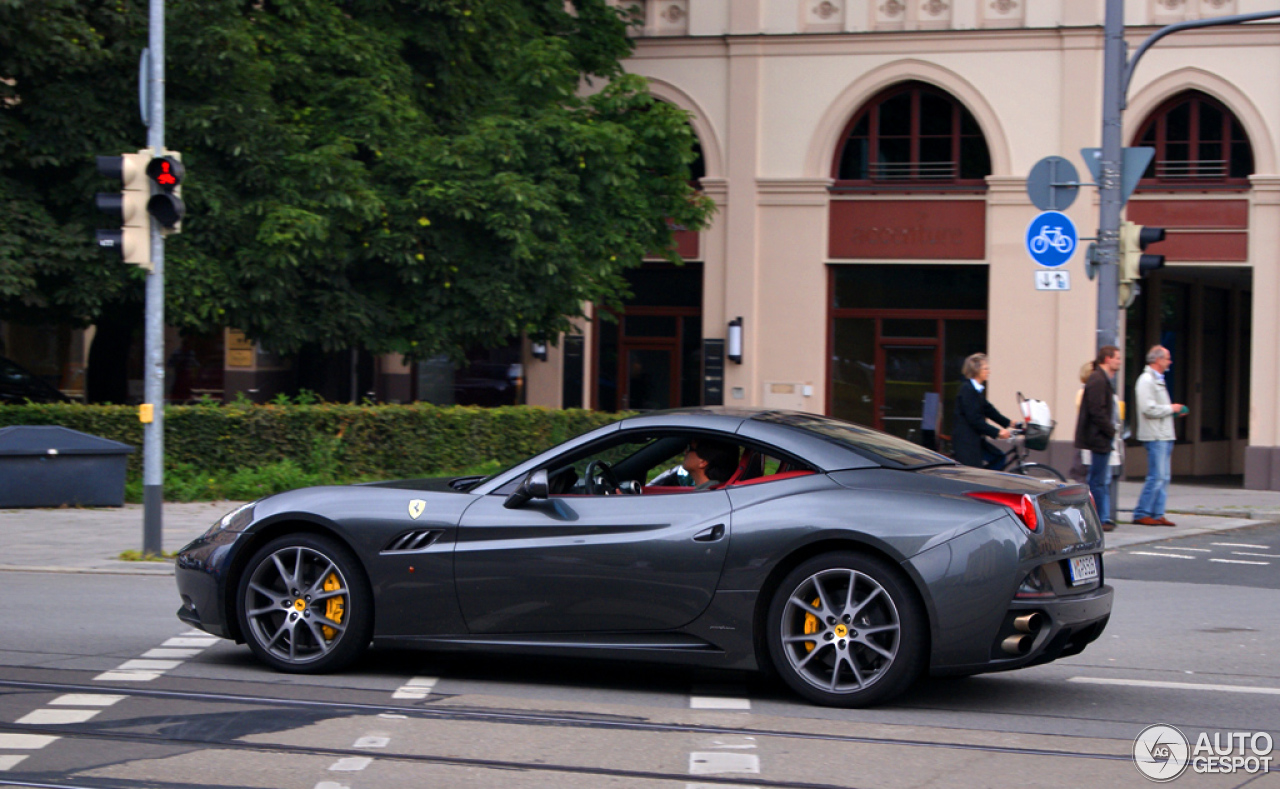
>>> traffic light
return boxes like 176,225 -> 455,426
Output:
1118,221 -> 1165,308
95,151 -> 153,269
1120,221 -> 1165,283
145,151 -> 185,233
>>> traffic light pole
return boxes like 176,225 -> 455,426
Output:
143,0 -> 166,555
1096,1 -> 1280,523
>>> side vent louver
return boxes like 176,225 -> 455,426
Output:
382,529 -> 443,554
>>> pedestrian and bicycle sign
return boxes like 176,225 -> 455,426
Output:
1025,210 -> 1077,268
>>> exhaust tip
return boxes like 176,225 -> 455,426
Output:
1001,634 -> 1033,655
1013,612 -> 1044,633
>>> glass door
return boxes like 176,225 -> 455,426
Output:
877,344 -> 938,441
621,345 -> 678,411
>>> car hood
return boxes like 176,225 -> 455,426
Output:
355,477 -> 474,493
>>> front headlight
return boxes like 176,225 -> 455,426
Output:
210,502 -> 256,534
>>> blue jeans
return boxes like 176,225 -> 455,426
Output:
1134,440 -> 1174,519
1088,451 -> 1112,524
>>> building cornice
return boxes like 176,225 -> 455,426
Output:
757,178 -> 834,206
628,23 -> 1280,60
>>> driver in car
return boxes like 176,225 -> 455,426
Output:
683,439 -> 739,490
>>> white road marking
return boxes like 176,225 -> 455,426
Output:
1071,677 -> 1280,695
689,752 -> 760,774
93,671 -> 161,682
49,694 -> 125,707
116,659 -> 182,671
703,736 -> 757,750
16,709 -> 101,725
314,783 -> 350,789
690,696 -> 751,710
1233,551 -> 1280,558
392,676 -> 438,699
1150,546 -> 1211,552
1212,542 -> 1270,549
378,713 -> 408,720
0,755 -> 29,771
1209,558 -> 1270,565
328,757 -> 373,772
163,637 -> 218,648
143,648 -> 204,659
353,735 -> 390,749
1128,551 -> 1196,559
0,733 -> 59,749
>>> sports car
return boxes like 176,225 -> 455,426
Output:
175,408 -> 1113,707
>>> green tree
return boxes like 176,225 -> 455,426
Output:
1,0 -> 710,372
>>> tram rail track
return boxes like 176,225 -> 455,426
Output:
0,677 -> 1137,780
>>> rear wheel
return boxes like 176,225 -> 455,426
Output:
1018,462 -> 1066,482
236,534 -> 372,673
766,552 -> 925,707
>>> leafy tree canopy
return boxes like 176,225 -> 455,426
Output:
0,0 -> 711,359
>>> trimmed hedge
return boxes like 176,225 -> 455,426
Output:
0,402 -> 627,482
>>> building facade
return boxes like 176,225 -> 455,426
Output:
523,0 -> 1280,490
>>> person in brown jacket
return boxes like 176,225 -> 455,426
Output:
1075,345 -> 1121,531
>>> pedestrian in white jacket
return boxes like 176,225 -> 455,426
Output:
1132,345 -> 1186,526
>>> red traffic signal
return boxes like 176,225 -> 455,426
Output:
145,152 -> 185,231
146,155 -> 184,192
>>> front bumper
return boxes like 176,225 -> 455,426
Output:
174,527 -> 245,641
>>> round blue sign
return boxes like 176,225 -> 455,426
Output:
1025,210 -> 1077,268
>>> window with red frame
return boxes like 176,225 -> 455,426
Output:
833,81 -> 991,188
1134,91 -> 1254,187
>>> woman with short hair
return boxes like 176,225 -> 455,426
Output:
952,353 -> 1012,469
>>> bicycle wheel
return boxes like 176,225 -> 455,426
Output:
1017,462 -> 1066,482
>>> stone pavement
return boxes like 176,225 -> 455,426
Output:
1,479 -> 1279,575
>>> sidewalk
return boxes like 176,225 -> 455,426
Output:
1,480 -> 1279,575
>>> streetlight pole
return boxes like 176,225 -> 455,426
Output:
142,0 -> 166,556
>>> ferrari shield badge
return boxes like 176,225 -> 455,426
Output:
408,499 -> 426,520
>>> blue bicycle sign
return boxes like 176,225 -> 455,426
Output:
1025,210 -> 1077,268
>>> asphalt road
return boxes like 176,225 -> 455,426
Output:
1105,521 -> 1280,589
1,554 -> 1277,788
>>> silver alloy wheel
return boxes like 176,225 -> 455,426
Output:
243,545 -> 351,665
779,567 -> 901,694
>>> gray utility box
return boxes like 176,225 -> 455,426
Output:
0,426 -> 135,508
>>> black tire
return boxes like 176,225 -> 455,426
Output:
766,552 -> 926,707
236,533 -> 372,673
1018,462 -> 1066,482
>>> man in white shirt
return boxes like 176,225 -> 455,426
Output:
1132,345 -> 1186,526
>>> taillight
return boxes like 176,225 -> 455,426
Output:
966,491 -> 1039,532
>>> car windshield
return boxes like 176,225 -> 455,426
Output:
751,412 -> 952,469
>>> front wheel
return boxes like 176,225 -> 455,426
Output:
236,533 -> 372,673
1017,462 -> 1066,482
766,552 -> 925,707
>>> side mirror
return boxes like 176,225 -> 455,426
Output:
503,469 -> 549,509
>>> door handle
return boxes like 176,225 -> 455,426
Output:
693,524 -> 725,542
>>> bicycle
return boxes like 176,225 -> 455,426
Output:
999,392 -> 1066,482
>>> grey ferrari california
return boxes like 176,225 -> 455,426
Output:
175,408 -> 1112,707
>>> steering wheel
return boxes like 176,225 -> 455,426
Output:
584,460 -> 622,495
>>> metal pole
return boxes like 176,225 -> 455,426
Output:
1098,0 -> 1125,523
143,0 -> 165,555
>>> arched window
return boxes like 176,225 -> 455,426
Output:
833,82 -> 991,188
1134,91 -> 1253,187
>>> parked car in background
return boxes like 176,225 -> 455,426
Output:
0,357 -> 70,404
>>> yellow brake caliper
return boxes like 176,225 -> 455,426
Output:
803,597 -> 820,652
321,573 -> 344,640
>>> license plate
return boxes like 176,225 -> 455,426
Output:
1068,554 -> 1099,585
